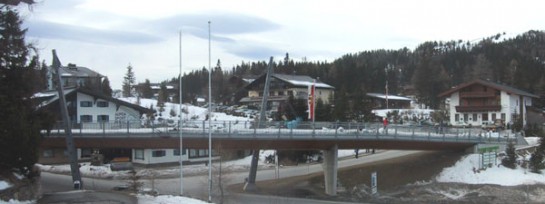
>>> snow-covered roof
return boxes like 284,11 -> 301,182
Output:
150,85 -> 175,90
438,79 -> 538,98
51,64 -> 103,78
273,74 -> 334,89
34,88 -> 151,114
366,93 -> 412,101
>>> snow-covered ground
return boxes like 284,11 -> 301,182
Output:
7,92 -> 543,203
118,97 -> 251,123
436,137 -> 545,186
436,154 -> 545,185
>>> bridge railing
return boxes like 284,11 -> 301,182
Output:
42,120 -> 513,144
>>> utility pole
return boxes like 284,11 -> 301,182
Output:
52,50 -> 82,189
244,57 -> 274,192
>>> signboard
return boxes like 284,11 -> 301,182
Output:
371,171 -> 377,195
478,145 -> 499,169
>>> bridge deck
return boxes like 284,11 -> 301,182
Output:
41,121 -> 512,150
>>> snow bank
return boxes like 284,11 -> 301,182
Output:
0,199 -> 34,204
0,180 -> 11,191
525,137 -> 541,146
137,194 -> 209,204
436,154 -> 545,186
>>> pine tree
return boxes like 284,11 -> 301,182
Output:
0,7 -> 42,178
502,141 -> 517,169
140,79 -> 153,98
530,136 -> 545,173
101,77 -> 113,96
529,152 -> 543,173
122,64 -> 135,97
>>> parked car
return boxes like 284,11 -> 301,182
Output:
453,121 -> 470,128
482,119 -> 504,131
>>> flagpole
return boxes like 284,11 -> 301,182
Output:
178,30 -> 184,196
207,20 -> 213,203
312,79 -> 316,125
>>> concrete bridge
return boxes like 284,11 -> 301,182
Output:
40,120 -> 514,195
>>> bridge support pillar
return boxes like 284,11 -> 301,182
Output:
322,144 -> 338,196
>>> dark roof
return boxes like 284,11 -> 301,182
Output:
54,64 -> 103,78
35,87 -> 152,114
245,73 -> 334,90
438,79 -> 538,98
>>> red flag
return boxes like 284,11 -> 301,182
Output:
308,82 -> 316,120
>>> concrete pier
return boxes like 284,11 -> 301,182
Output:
322,144 -> 338,196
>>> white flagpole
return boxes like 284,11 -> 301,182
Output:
312,79 -> 316,124
207,20 -> 213,203
178,30 -> 184,196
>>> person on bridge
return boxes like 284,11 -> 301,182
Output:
383,117 -> 389,134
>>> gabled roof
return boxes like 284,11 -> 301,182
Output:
366,93 -> 412,101
34,87 -> 152,114
245,73 -> 334,90
272,74 -> 334,89
438,79 -> 538,98
51,64 -> 103,78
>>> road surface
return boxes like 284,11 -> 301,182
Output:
40,150 -> 421,203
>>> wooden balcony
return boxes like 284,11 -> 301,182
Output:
455,105 -> 501,112
459,92 -> 495,98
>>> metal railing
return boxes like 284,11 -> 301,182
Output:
42,120 -> 513,144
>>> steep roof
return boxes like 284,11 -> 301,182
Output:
273,74 -> 334,89
438,79 -> 538,98
34,87 -> 152,114
53,64 -> 103,78
366,93 -> 412,101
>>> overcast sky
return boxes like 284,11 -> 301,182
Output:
15,0 -> 545,89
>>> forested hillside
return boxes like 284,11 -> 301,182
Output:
155,30 -> 545,121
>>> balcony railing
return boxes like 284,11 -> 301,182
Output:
455,105 -> 501,112
42,120 -> 513,144
459,92 -> 496,98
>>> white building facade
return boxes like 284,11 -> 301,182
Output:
439,80 -> 537,128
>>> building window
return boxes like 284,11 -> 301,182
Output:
80,101 -> 92,107
174,149 -> 187,156
278,91 -> 284,96
288,90 -> 294,96
81,148 -> 92,158
472,114 -> 477,121
80,115 -> 92,123
97,101 -> 109,107
492,113 -> 497,121
43,149 -> 54,158
152,150 -> 166,157
482,113 -> 488,121
501,113 -> 506,121
134,149 -> 144,160
97,115 -> 109,122
463,114 -> 468,122
455,114 -> 459,121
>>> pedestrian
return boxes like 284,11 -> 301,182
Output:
383,117 -> 389,134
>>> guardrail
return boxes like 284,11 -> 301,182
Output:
42,120 -> 513,144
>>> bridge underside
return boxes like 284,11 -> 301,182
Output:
41,137 -> 475,151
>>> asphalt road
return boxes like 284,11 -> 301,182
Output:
40,150 -> 421,203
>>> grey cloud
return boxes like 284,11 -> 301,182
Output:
148,12 -> 281,42
226,45 -> 284,60
24,20 -> 164,45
